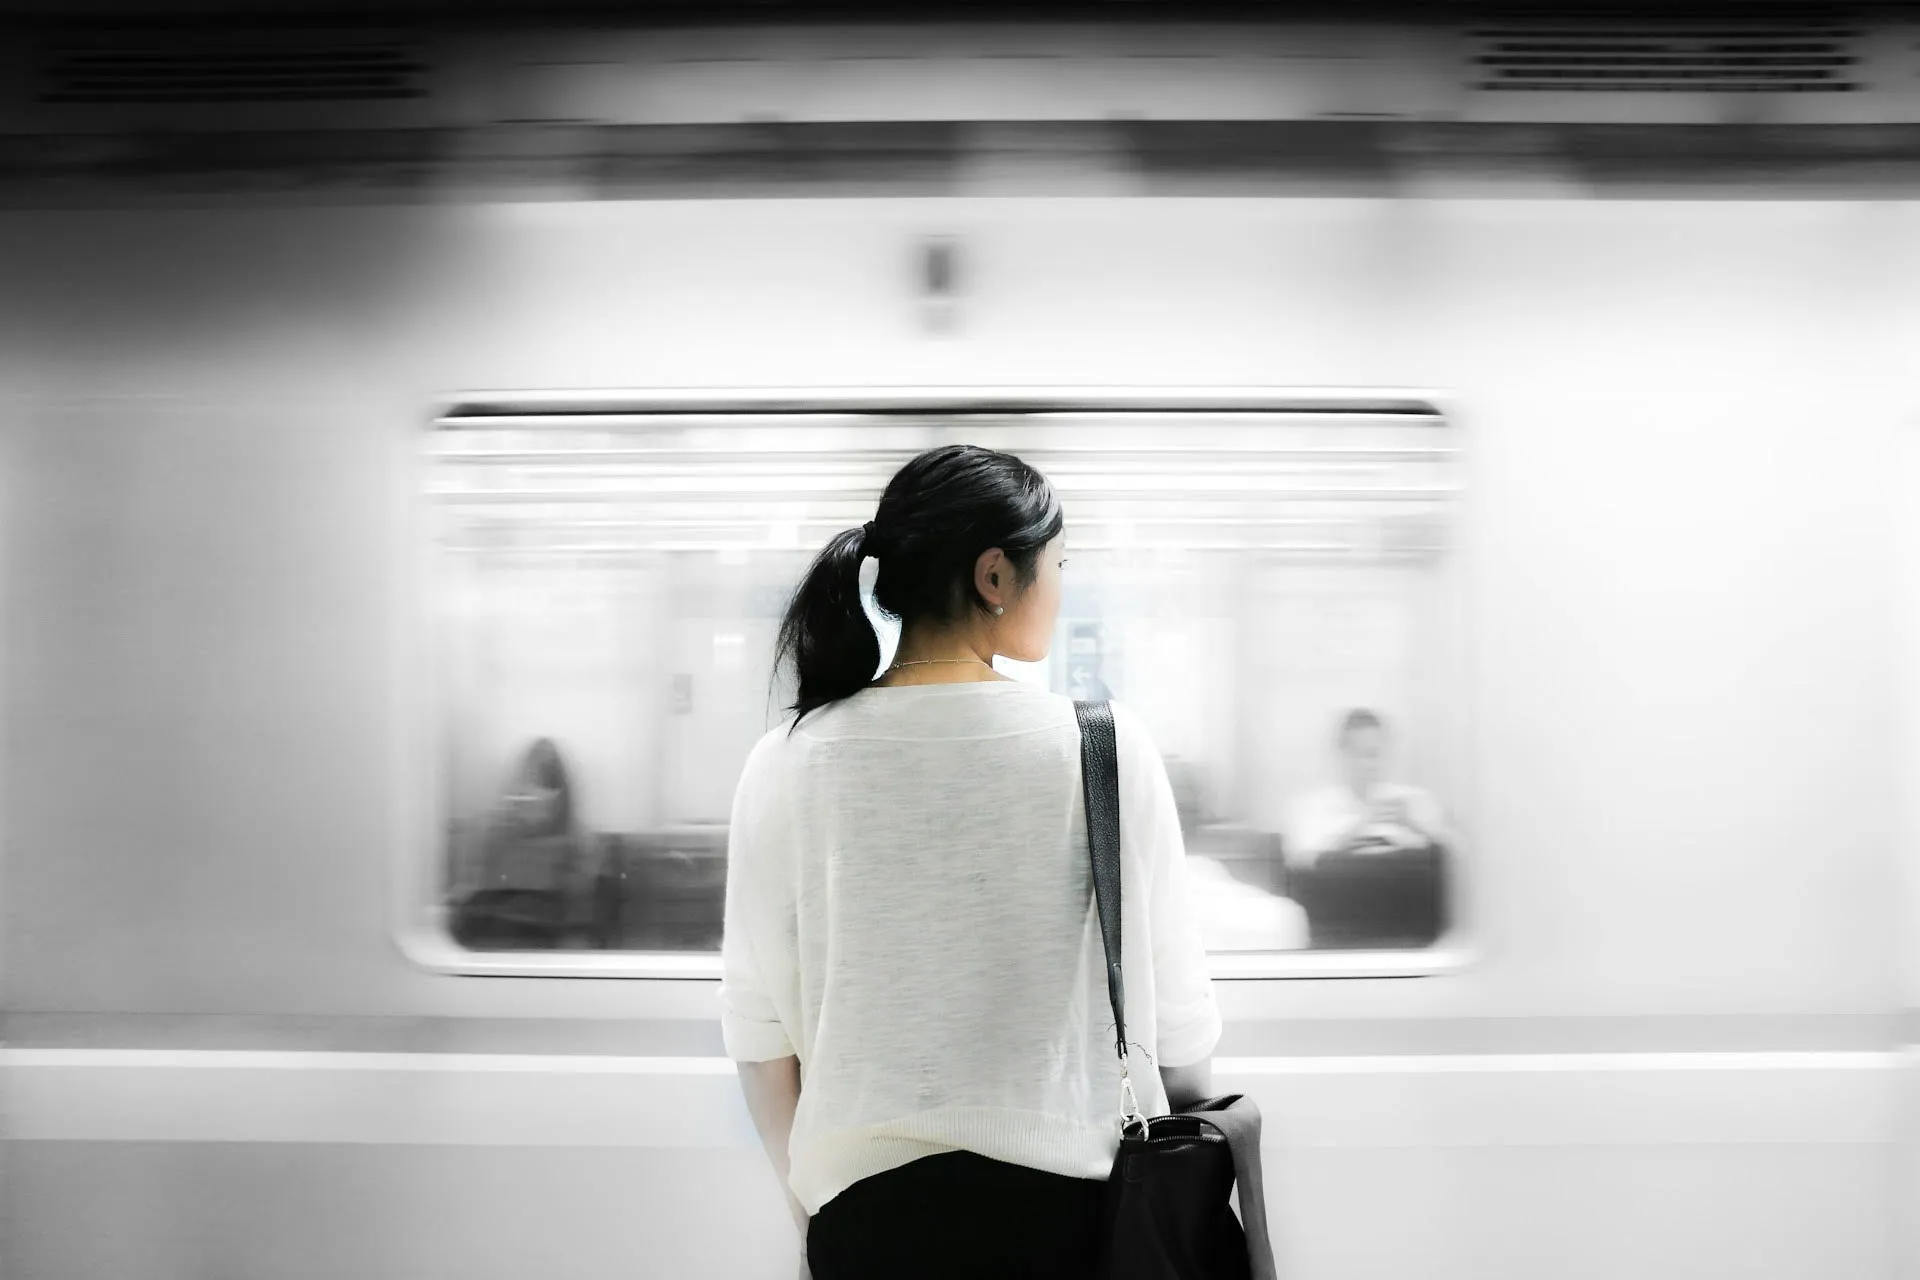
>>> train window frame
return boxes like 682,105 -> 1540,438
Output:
392,388 -> 1480,981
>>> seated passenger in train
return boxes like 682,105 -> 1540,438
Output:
1284,708 -> 1449,870
450,737 -> 591,949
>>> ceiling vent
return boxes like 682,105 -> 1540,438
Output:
1472,21 -> 1863,93
37,28 -> 427,104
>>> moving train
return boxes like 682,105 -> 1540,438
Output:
3,5 -> 1917,1279
432,393 -> 1461,961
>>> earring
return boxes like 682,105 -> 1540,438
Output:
992,606 -> 1005,616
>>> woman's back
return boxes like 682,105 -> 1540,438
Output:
719,679 -> 1222,1218
720,441 -> 1220,1277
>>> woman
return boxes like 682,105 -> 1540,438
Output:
450,737 -> 587,949
718,444 -> 1222,1279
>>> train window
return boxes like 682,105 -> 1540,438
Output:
415,395 -> 1468,976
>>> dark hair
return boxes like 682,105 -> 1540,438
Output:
774,443 -> 1064,726
507,737 -> 574,835
1338,708 -> 1385,745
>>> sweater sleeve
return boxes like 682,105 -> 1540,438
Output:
717,732 -> 798,1063
1112,703 -> 1223,1070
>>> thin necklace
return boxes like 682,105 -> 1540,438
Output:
885,657 -> 993,672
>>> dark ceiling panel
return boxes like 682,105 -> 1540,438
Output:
6,119 -> 1920,207
0,1 -> 1903,19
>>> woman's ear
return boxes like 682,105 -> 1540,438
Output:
974,547 -> 1006,608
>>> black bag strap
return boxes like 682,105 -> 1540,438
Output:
1078,702 -> 1280,1279
1073,700 -> 1128,1067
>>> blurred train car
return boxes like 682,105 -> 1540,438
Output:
3,6 -> 1920,1279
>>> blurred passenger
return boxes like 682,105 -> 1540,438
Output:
1285,709 -> 1448,870
720,444 -> 1223,1280
450,737 -> 588,949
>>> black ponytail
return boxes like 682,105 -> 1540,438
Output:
773,526 -> 883,727
775,443 -> 1063,727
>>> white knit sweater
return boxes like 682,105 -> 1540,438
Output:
717,679 -> 1223,1215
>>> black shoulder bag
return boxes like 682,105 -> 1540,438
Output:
1074,700 -> 1279,1280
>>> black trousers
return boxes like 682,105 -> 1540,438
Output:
806,1150 -> 1109,1279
